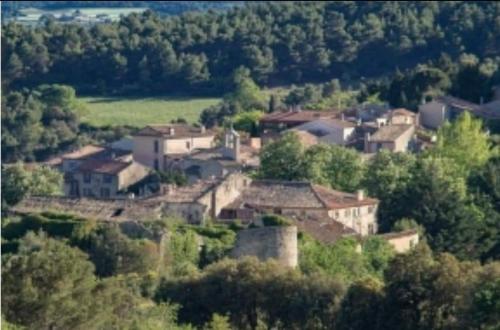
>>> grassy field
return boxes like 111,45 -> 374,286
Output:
78,96 -> 221,127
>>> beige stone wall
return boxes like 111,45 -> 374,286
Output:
117,162 -> 150,191
164,136 -> 215,154
162,202 -> 207,224
230,226 -> 298,268
393,125 -> 416,152
133,135 -> 215,169
328,204 -> 378,236
133,135 -> 162,168
385,232 -> 419,253
198,172 -> 250,219
419,101 -> 446,129
72,172 -> 119,198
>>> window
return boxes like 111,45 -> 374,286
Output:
368,206 -> 374,214
273,208 -> 282,215
154,159 -> 159,170
100,188 -> 110,198
186,141 -> 191,150
103,174 -> 113,183
83,172 -> 91,183
344,209 -> 351,217
154,140 -> 159,153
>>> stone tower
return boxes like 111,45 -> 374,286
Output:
230,226 -> 298,268
222,125 -> 241,161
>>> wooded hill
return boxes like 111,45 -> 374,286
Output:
3,1 -> 499,95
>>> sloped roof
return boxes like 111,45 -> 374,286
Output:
260,111 -> 338,125
293,218 -> 358,244
435,95 -> 481,111
12,196 -> 162,222
62,145 -> 105,160
77,159 -> 132,175
369,124 -> 414,142
391,108 -> 417,117
226,181 -> 378,210
134,124 -> 214,138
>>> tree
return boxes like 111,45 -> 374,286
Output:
362,150 -> 417,231
403,156 -> 497,260
203,314 -> 232,330
226,66 -> 266,111
305,144 -> 365,192
430,112 -> 494,176
335,278 -> 385,330
259,131 -> 306,181
362,237 -> 395,278
156,257 -> 345,329
2,232 -> 98,329
383,244 -> 479,330
86,225 -> 160,277
1,164 -> 62,209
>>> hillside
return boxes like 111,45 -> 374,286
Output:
3,1 -> 499,95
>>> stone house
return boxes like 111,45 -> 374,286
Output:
65,159 -> 150,199
379,229 -> 419,253
132,124 -> 215,171
45,144 -> 133,172
260,110 -> 338,145
165,128 -> 260,183
219,180 -> 379,236
288,118 -> 357,146
364,124 -> 416,153
388,108 -> 419,125
419,95 -> 482,129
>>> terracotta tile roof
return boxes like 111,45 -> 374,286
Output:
62,145 -> 105,160
293,218 -> 358,244
369,124 -> 414,142
134,124 -> 214,139
311,185 -> 379,208
226,181 -> 378,210
78,159 -> 131,175
260,111 -> 338,125
378,229 -> 419,240
391,108 -> 417,117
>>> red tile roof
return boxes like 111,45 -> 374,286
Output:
312,185 -> 379,208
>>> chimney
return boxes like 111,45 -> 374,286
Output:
200,125 -> 206,133
168,127 -> 175,136
364,133 -> 371,153
356,190 -> 364,201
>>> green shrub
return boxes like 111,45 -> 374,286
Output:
262,214 -> 291,227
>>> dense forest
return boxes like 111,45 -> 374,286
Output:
1,1 -> 240,17
3,1 -> 500,95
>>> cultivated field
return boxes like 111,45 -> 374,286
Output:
78,96 -> 221,127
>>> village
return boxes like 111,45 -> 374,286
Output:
11,92 -> 500,266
